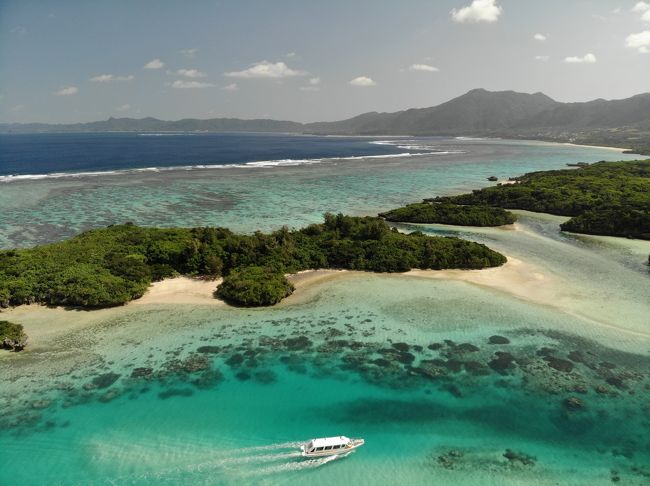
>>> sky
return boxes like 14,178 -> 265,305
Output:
1,0 -> 649,123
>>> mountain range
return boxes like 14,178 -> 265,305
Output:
3,89 -> 650,152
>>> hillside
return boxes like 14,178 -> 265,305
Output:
305,89 -> 560,135
2,89 -> 649,153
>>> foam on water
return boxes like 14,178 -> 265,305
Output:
0,150 -> 460,183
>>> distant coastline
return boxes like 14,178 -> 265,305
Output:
2,88 -> 649,155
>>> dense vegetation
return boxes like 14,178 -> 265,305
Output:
216,266 -> 295,306
431,160 -> 650,240
0,321 -> 27,351
380,202 -> 517,226
0,214 -> 506,308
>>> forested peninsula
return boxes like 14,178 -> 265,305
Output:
0,214 -> 506,309
383,160 -> 650,240
380,202 -> 517,227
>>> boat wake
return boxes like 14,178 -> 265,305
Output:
96,440 -> 344,484
250,451 -> 348,476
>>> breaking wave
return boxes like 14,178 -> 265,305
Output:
0,149 -> 463,183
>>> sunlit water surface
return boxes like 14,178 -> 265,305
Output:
1,137 -> 649,485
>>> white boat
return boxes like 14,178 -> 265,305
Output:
300,436 -> 365,457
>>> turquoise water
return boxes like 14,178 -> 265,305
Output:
1,138 -> 649,484
2,273 -> 650,484
0,138 -> 639,248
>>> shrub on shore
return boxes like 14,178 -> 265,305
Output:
216,266 -> 295,307
0,321 -> 27,351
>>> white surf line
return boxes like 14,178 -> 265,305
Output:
0,150 -> 463,183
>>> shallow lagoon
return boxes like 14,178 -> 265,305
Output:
0,137 -> 639,248
2,271 -> 650,485
1,138 -> 649,484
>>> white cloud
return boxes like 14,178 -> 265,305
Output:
55,86 -> 78,96
180,48 -> 198,58
90,74 -> 134,82
408,63 -> 440,72
170,80 -> 215,89
144,58 -> 165,69
451,0 -> 502,23
535,55 -> 550,62
626,30 -> 650,52
176,69 -> 206,78
223,83 -> 239,91
632,2 -> 650,21
533,33 -> 547,41
9,104 -> 24,112
309,77 -> 321,85
564,53 -> 597,63
224,61 -> 306,79
115,104 -> 131,112
286,52 -> 297,58
349,76 -> 376,87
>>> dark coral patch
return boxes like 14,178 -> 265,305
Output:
92,373 -> 121,389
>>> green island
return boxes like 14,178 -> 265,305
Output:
380,202 -> 517,227
383,160 -> 649,240
0,214 -> 506,309
0,320 -> 27,351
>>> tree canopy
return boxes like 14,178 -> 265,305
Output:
0,215 -> 507,308
380,202 -> 516,226
432,160 -> 650,239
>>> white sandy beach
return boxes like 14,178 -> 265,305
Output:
2,252 -> 646,349
130,277 -> 224,306
564,143 -> 628,152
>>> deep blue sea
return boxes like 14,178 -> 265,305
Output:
0,132 -> 410,177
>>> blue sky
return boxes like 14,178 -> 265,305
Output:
1,0 -> 649,123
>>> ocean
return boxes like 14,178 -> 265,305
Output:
0,134 -> 649,485
0,132 -> 415,178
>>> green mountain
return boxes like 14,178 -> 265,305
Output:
3,90 -> 650,152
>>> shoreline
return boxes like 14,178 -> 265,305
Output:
4,253 -> 649,352
562,142 -> 629,152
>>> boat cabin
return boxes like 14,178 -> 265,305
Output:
303,436 -> 350,453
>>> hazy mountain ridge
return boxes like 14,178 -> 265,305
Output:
3,90 -> 650,150
304,89 -> 561,135
0,117 -> 302,134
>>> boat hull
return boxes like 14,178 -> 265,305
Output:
300,439 -> 364,458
